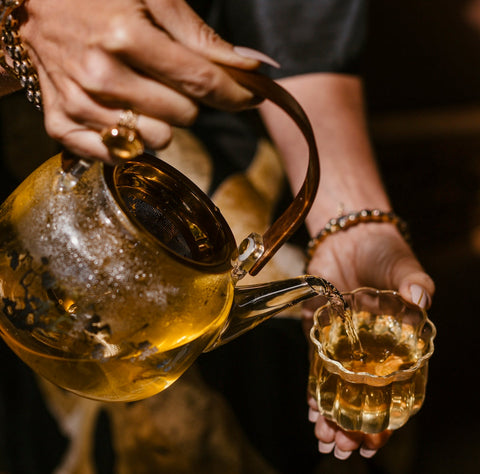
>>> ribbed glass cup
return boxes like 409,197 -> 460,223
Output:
309,288 -> 436,434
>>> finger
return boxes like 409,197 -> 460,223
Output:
146,0 -> 260,69
398,272 -> 435,309
314,416 -> 336,446
41,97 -> 173,164
319,440 -> 336,455
53,115 -> 172,164
331,430 -> 365,460
333,445 -> 353,460
335,429 -> 363,451
335,428 -> 392,460
352,226 -> 435,306
358,430 -> 392,459
47,113 -> 172,164
308,408 -> 319,423
102,23 -> 259,111
59,128 -> 117,163
307,395 -> 318,411
307,400 -> 338,454
38,69 -> 174,156
360,430 -> 392,454
63,54 -> 200,127
385,242 -> 435,308
43,117 -> 171,165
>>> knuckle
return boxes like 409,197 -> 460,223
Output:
181,65 -> 219,100
100,17 -> 136,54
195,21 -> 224,48
177,103 -> 199,127
43,110 -> 70,142
148,126 -> 173,151
61,96 -> 91,123
77,54 -> 116,95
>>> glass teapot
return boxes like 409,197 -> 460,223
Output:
0,68 -> 340,402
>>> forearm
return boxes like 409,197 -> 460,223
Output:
260,73 -> 391,237
260,71 -> 434,304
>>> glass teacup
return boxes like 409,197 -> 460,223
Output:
308,288 -> 436,434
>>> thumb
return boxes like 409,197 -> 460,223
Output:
394,262 -> 435,309
147,0 -> 263,68
399,275 -> 435,309
356,229 -> 435,310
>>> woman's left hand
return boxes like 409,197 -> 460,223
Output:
304,222 -> 434,459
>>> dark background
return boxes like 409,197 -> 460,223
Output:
1,1 -> 480,473
364,1 -> 480,473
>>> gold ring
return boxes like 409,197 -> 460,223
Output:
101,109 -> 144,160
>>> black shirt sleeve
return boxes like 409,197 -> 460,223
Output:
191,0 -> 367,78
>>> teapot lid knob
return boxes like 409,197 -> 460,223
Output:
231,233 -> 264,281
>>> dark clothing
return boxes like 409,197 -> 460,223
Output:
188,0 -> 367,191
190,0 -> 367,77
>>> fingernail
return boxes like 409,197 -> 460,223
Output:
318,441 -> 335,454
359,447 -> 378,458
233,46 -> 281,68
308,407 -> 319,423
334,446 -> 352,460
410,284 -> 429,308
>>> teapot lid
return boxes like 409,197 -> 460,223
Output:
103,152 -> 237,273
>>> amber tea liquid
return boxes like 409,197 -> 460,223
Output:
309,309 -> 428,433
0,252 -> 234,402
0,157 -> 236,402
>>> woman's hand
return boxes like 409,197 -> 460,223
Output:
18,0 -> 261,162
303,222 -> 435,459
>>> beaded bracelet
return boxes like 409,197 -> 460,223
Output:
1,0 -> 42,110
306,209 -> 410,262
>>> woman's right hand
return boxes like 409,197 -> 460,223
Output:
17,0 -> 262,162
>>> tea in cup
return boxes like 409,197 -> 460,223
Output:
308,288 -> 436,434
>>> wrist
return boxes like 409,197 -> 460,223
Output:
305,219 -> 410,288
306,208 -> 410,268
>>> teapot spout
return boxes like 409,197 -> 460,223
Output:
205,275 -> 343,351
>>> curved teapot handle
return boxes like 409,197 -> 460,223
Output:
222,66 -> 320,276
